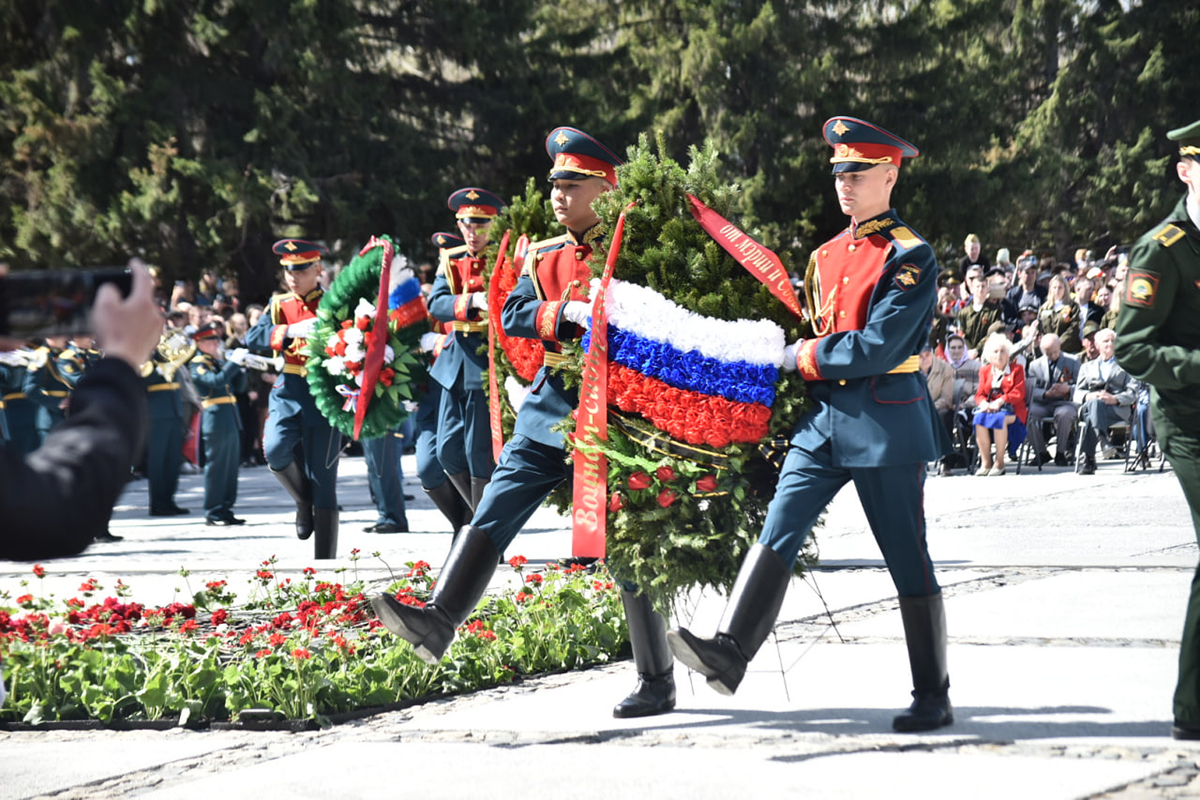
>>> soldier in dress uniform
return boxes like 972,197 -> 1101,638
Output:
1114,119 -> 1200,740
668,117 -> 955,732
411,232 -> 473,532
189,321 -> 248,526
246,239 -> 341,558
373,128 -> 678,719
362,426 -> 410,534
142,325 -> 192,517
57,334 -> 103,396
23,334 -> 71,444
0,355 -> 38,455
427,188 -> 506,512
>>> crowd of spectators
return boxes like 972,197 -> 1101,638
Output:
923,236 -> 1144,476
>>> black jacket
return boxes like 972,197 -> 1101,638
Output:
1,358 -> 147,560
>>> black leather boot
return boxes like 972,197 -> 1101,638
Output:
613,591 -> 676,718
312,508 -> 338,560
470,476 -> 490,512
892,593 -> 954,732
667,544 -> 790,695
370,524 -> 498,664
270,461 -> 314,540
446,470 -> 472,509
424,481 -> 472,531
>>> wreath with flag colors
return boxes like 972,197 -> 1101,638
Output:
559,136 -> 815,611
306,235 -> 429,440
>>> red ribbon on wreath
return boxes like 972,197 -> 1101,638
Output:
571,203 -> 633,558
352,235 -> 394,440
486,229 -> 512,461
687,194 -> 804,321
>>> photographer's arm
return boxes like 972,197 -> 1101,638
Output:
0,263 -> 158,560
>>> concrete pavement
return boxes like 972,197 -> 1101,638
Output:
3,451 -> 1200,799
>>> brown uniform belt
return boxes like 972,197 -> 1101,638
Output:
451,320 -> 488,333
543,352 -> 568,368
2,392 -> 25,401
202,396 -> 237,408
283,363 -> 308,377
147,383 -> 180,392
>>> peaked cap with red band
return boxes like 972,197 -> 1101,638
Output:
272,238 -> 329,269
545,126 -> 622,186
448,187 -> 505,223
823,117 -> 919,174
192,321 -> 224,341
430,231 -> 465,249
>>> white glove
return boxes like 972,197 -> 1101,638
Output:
419,332 -> 441,353
470,292 -> 488,311
226,348 -> 249,366
286,318 -> 318,339
781,340 -> 803,373
562,300 -> 593,325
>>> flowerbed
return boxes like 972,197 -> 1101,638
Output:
0,553 -> 626,727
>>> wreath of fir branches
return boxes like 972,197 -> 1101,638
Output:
558,135 -> 816,611
305,235 -> 428,440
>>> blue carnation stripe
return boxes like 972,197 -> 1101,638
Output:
388,277 -> 424,310
583,326 -> 778,406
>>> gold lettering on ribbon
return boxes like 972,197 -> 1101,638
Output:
688,195 -> 803,320
571,204 -> 632,558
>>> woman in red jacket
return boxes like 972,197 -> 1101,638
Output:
972,332 -> 1027,475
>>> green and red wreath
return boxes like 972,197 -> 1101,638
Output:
306,235 -> 430,440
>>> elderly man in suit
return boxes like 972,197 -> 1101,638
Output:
1073,327 -> 1137,474
1026,333 -> 1081,467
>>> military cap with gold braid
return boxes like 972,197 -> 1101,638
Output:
272,238 -> 328,270
447,188 -> 505,223
545,126 -> 623,186
192,321 -> 224,341
430,231 -> 465,249
1168,119 -> 1200,161
823,116 -> 919,174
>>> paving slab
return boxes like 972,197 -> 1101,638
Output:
133,740 -> 1166,800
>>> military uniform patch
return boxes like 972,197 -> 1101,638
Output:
1125,272 -> 1159,308
894,263 -> 921,291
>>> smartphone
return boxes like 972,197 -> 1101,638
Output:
0,267 -> 134,339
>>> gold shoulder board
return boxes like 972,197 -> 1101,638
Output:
1153,224 -> 1185,248
890,227 -> 923,250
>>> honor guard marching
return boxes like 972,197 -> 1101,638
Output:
373,127 -> 678,719
142,325 -> 193,516
414,232 -> 473,532
427,188 -> 506,511
189,321 -> 248,526
23,334 -> 71,443
1114,119 -> 1200,740
246,238 -> 341,558
668,118 -> 956,732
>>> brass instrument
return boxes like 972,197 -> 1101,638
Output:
141,328 -> 196,380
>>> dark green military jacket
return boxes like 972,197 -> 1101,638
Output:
1114,195 -> 1200,427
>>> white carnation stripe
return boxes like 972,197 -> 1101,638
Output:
595,278 -> 787,367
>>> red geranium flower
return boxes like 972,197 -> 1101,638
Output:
211,608 -> 229,626
292,647 -> 312,659
508,555 -> 528,569
32,564 -> 45,579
